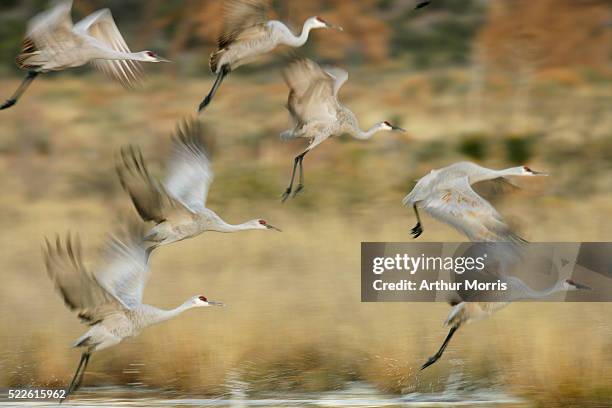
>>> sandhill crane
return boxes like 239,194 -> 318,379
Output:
404,162 -> 558,370
402,161 -> 547,240
43,227 -> 223,402
421,277 -> 591,370
280,58 -> 404,201
116,118 -> 280,249
198,0 -> 342,112
1,0 -> 169,110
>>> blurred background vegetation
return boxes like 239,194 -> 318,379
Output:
0,1 -> 611,407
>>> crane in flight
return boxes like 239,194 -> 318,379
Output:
43,225 -> 223,402
116,118 -> 280,249
1,0 -> 169,110
280,58 -> 404,201
401,162 -> 591,370
198,0 -> 342,112
402,161 -> 547,240
421,276 -> 591,370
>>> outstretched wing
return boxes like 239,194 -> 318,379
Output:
74,8 -> 144,88
94,222 -> 150,310
421,177 -> 524,243
43,233 -> 120,324
283,58 -> 338,126
323,66 -> 349,97
164,119 -> 214,212
116,145 -> 188,223
27,0 -> 73,36
218,0 -> 271,49
22,0 -> 78,64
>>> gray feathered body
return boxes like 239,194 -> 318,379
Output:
145,208 -> 229,245
403,162 -> 491,205
211,23 -> 278,73
74,305 -> 167,352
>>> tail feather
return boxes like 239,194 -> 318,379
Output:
401,195 -> 411,206
444,302 -> 466,327
72,334 -> 91,348
209,50 -> 224,74
16,38 -> 43,70
280,129 -> 297,140
144,230 -> 162,243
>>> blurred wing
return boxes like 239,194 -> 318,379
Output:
74,9 -> 144,88
472,177 -> 521,200
283,59 -> 337,125
27,0 -> 73,35
323,66 -> 349,97
422,177 -> 523,243
218,0 -> 271,49
164,119 -> 214,212
94,223 -> 150,310
116,146 -> 186,223
43,233 -> 120,324
25,0 -> 78,57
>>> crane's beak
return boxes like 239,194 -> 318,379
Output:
327,23 -> 343,31
157,56 -> 172,63
207,300 -> 225,307
530,169 -> 548,176
391,125 -> 406,132
266,224 -> 282,232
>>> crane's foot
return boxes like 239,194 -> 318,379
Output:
281,187 -> 292,203
420,354 -> 440,370
291,184 -> 304,198
0,98 -> 16,110
198,96 -> 211,112
411,222 -> 423,238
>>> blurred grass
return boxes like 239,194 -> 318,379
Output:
0,67 -> 611,407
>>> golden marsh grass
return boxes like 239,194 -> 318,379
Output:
0,70 -> 611,407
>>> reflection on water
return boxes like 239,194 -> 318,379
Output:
0,381 -> 527,407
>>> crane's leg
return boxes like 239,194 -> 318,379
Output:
411,205 -> 423,238
1,70 -> 39,110
74,352 -> 91,391
282,154 -> 301,202
61,351 -> 90,403
198,65 -> 230,112
420,326 -> 458,370
292,151 -> 309,197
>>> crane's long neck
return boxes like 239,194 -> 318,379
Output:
277,19 -> 315,47
469,167 -> 524,184
141,302 -> 195,327
513,279 -> 566,300
213,221 -> 258,233
203,212 -> 258,233
352,123 -> 382,140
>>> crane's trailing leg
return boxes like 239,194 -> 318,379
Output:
292,151 -> 308,197
282,154 -> 301,202
198,64 -> 230,112
421,326 -> 458,370
282,151 -> 308,202
1,70 -> 39,110
411,204 -> 423,238
61,351 -> 90,403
